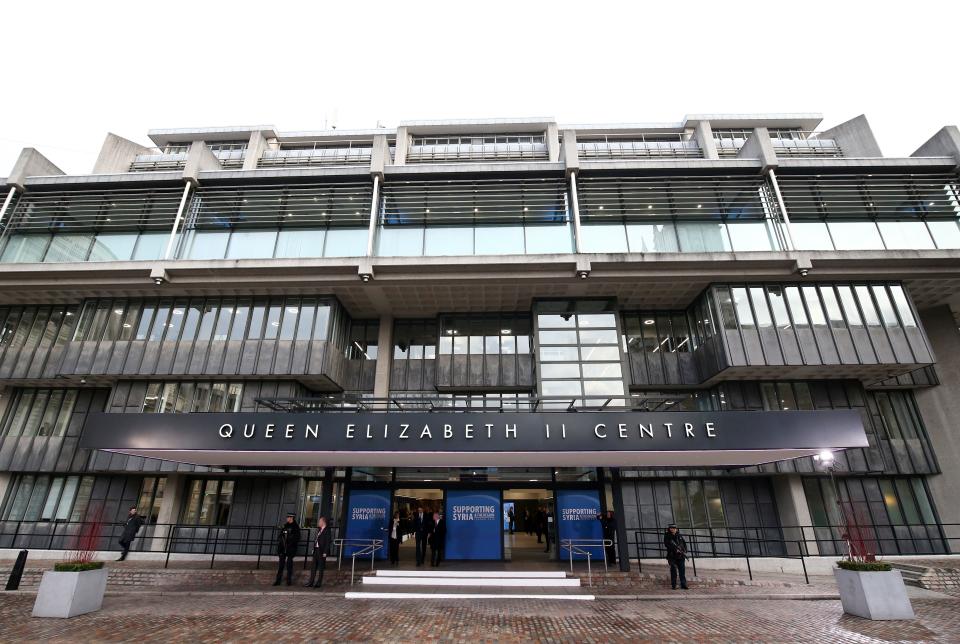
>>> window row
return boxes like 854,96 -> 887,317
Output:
376,223 -> 573,256
1,389 -> 78,438
72,298 -> 333,344
790,219 -> 960,251
181,227 -> 368,260
0,232 -> 168,264
0,475 -> 164,524
437,315 -> 532,356
141,381 -> 244,413
580,221 -> 780,253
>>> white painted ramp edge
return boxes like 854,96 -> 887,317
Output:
346,591 -> 595,601
362,576 -> 580,587
375,570 -> 568,579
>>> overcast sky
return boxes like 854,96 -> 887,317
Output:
1,1 -> 958,175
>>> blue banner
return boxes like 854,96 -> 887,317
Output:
556,489 -> 603,561
344,489 -> 390,559
445,490 -> 502,560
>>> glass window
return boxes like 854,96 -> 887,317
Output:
579,329 -> 619,344
889,285 -> 917,327
324,228 -> 368,257
541,380 -> 582,396
676,222 -> 731,252
539,330 -> 578,345
247,304 -> 266,340
579,345 -> 620,361
928,220 -> 960,249
377,227 -> 423,256
89,233 -> 137,262
877,221 -> 935,250
132,233 -> 167,260
539,346 -> 579,361
313,305 -> 330,340
767,286 -> 791,328
855,286 -> 881,326
801,287 -> 826,326
828,222 -> 884,250
229,303 -> 250,340
836,286 -> 862,326
148,303 -> 171,341
791,222 -> 835,250
626,223 -> 678,253
196,303 -> 217,340
1,235 -> 51,263
537,314 -> 576,329
275,229 -> 326,258
264,305 -> 281,340
180,301 -> 202,342
296,300 -> 316,340
525,224 -> 573,254
580,224 -> 628,253
540,363 -> 580,378
819,287 -> 846,329
871,286 -> 900,328
581,363 -> 622,378
279,303 -> 298,340
226,230 -> 277,259
731,288 -> 754,328
424,227 -> 473,256
44,234 -> 93,263
186,231 -> 230,260
475,225 -> 525,255
727,222 -> 777,251
213,304 -> 234,341
749,288 -> 772,327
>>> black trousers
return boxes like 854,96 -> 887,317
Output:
389,537 -> 400,564
669,558 -> 687,588
307,554 -> 326,586
415,533 -> 427,565
118,539 -> 132,560
605,541 -> 617,564
430,544 -> 442,566
275,554 -> 295,583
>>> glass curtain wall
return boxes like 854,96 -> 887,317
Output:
576,175 -> 782,253
378,177 -> 572,256
777,173 -> 960,250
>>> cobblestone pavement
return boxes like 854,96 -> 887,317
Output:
2,593 -> 959,643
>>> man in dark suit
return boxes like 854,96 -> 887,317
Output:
412,505 -> 433,567
430,512 -> 445,567
273,513 -> 300,586
305,516 -> 331,588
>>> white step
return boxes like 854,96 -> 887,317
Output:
362,576 -> 580,588
375,570 -> 567,579
347,591 -> 595,601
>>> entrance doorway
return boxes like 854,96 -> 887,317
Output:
394,488 -> 442,565
503,489 -> 554,562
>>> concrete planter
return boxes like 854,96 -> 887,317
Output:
32,568 -> 108,618
833,568 -> 915,620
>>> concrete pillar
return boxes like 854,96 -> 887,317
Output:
392,126 -> 409,166
370,134 -> 389,176
912,125 -> 960,166
150,473 -> 189,552
560,129 -> 579,172
183,141 -> 221,181
609,468 -> 631,571
6,148 -> 64,190
242,131 -> 271,171
914,305 -> 960,527
373,315 -> 394,399
819,114 -> 882,158
694,121 -> 719,160
737,127 -> 778,171
546,123 -> 560,162
93,133 -> 154,174
772,474 -> 819,556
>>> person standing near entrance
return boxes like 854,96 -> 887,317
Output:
117,506 -> 144,561
273,513 -> 301,586
524,509 -> 532,536
429,511 -> 445,566
305,516 -> 331,588
413,505 -> 433,567
389,511 -> 402,566
539,506 -> 553,553
508,507 -> 515,535
597,510 -> 617,564
534,507 -> 545,543
664,523 -> 688,590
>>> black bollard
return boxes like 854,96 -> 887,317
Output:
5,549 -> 28,591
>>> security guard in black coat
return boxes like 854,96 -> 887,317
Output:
273,513 -> 301,586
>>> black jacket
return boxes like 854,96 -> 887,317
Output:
120,514 -> 144,543
664,531 -> 687,561
429,519 -> 445,548
313,526 -> 331,558
598,514 -> 616,539
413,512 -> 434,536
277,521 -> 301,556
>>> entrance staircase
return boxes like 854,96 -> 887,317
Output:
345,569 -> 595,600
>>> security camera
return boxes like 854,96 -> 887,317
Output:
576,270 -> 589,279
359,273 -> 373,283
798,268 -> 809,277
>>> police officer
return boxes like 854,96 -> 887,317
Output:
273,512 -> 301,586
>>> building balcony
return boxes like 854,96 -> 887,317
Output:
577,134 -> 702,160
257,143 -> 373,168
128,153 -> 188,172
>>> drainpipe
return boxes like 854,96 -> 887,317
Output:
569,170 -> 584,253
163,182 -> 194,260
767,168 -> 796,252
365,175 -> 381,257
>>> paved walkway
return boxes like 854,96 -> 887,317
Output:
1,593 -> 958,642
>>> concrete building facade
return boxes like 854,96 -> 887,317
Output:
0,113 -> 959,567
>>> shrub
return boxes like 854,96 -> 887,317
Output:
836,560 -> 892,572
54,561 -> 105,573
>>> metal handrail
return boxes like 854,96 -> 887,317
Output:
333,538 -> 383,585
559,538 -> 613,587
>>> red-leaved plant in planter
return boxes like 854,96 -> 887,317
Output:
54,503 -> 106,572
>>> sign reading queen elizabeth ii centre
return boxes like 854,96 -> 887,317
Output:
79,410 -> 868,467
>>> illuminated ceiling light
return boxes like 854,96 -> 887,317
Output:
474,208 -> 479,213
524,207 -> 529,211
644,319 -> 655,325
287,307 -> 298,314
500,329 -> 511,334
122,323 -> 131,328
599,206 -> 604,210
114,309 -> 124,315
697,204 -> 702,208
425,209 -> 431,213
648,205 -> 652,209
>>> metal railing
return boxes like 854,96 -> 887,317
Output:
771,131 -> 843,158
258,142 -> 373,168
559,538 -> 613,587
0,520 -> 341,571
406,142 -> 549,163
577,134 -> 702,159
129,153 -> 189,172
334,538 -> 383,585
